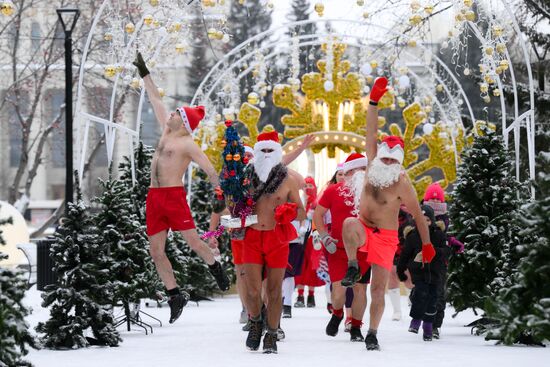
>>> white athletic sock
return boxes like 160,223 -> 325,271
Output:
282,277 -> 295,306
388,288 -> 401,320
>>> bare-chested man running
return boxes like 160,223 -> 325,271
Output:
340,77 -> 436,350
242,131 -> 305,354
134,52 -> 230,325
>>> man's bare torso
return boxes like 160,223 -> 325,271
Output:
358,173 -> 405,230
251,170 -> 299,231
150,131 -> 192,187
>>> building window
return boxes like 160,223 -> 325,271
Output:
49,90 -> 66,168
31,21 -> 41,52
140,100 -> 160,147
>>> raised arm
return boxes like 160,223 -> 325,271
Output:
365,77 -> 389,162
282,134 -> 314,166
190,143 -> 220,187
133,52 -> 169,128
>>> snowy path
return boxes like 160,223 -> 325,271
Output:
25,287 -> 548,367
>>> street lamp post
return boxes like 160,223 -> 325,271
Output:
56,8 -> 80,213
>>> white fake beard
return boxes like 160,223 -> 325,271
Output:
253,148 -> 282,182
345,170 -> 366,214
366,157 -> 402,188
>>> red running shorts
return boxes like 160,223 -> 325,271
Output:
231,239 -> 244,265
146,186 -> 195,236
327,247 -> 370,283
358,221 -> 398,271
242,227 -> 289,269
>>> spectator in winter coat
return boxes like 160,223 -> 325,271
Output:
397,205 -> 450,342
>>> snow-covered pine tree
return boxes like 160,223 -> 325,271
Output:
93,168 -> 159,322
0,206 -> 36,366
37,175 -> 120,349
447,124 -> 524,315
485,150 -> 550,345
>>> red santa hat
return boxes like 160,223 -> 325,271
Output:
377,135 -> 405,164
254,130 -> 281,152
343,152 -> 368,173
423,182 -> 445,202
243,144 -> 254,156
177,105 -> 205,133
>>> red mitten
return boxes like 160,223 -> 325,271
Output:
369,77 -> 388,104
274,202 -> 298,224
422,243 -> 436,263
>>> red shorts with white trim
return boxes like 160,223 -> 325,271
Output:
358,221 -> 398,271
242,228 -> 289,269
231,239 -> 244,265
327,247 -> 370,283
146,186 -> 195,236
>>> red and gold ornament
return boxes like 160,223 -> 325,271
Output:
226,153 -> 233,161
225,119 -> 232,127
233,153 -> 241,161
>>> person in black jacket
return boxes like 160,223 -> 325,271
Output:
396,205 -> 450,341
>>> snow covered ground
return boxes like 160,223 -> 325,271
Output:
25,286 -> 549,367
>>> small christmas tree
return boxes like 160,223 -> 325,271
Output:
0,205 -> 37,366
94,168 -> 159,323
484,150 -> 550,345
37,174 -> 120,349
447,124 -> 524,315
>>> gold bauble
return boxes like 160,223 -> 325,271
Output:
484,74 -> 495,85
130,78 -> 141,89
425,105 -> 432,113
125,22 -> 135,34
233,153 -> 241,162
172,22 -> 182,32
215,30 -> 224,40
314,2 -> 324,16
493,88 -> 501,97
238,0 -> 245,4
424,5 -> 434,15
463,68 -> 471,76
455,13 -> 464,22
1,0 -> 15,16
398,98 -> 406,108
483,95 -> 491,103
496,43 -> 506,54
410,0 -> 421,11
499,59 -> 509,70
104,32 -> 113,42
104,65 -> 117,78
464,0 -> 473,7
175,43 -> 185,54
150,0 -> 159,6
370,60 -> 378,69
157,88 -> 165,98
267,1 -> 274,9
479,64 -> 486,73
152,19 -> 160,28
485,47 -> 494,56
144,14 -> 153,26
202,0 -> 215,6
409,14 -> 423,26
225,153 -> 233,161
116,65 -> 124,73
357,0 -> 364,6
247,92 -> 260,105
390,104 -> 396,111
480,83 -> 489,93
436,84 -> 444,92
366,75 -> 374,84
492,25 -> 504,38
495,66 -> 504,75
207,28 -> 217,39
362,11 -> 369,19
408,39 -> 417,48
465,10 -> 476,21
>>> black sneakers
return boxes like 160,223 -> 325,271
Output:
350,327 -> 364,342
168,292 -> 189,324
263,330 -> 278,354
209,261 -> 230,291
341,266 -> 361,287
326,314 -> 344,336
294,295 -> 305,308
306,294 -> 316,308
365,332 -> 380,351
282,305 -> 292,318
246,319 -> 264,351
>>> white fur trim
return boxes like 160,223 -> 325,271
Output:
254,140 -> 281,152
343,157 -> 368,173
244,146 -> 254,155
377,142 -> 404,164
178,108 -> 193,134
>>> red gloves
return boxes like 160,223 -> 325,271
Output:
422,243 -> 436,263
274,202 -> 298,224
369,77 -> 388,104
